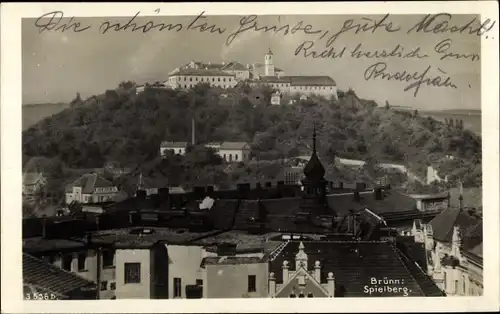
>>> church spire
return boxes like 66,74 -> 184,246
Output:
313,124 -> 317,153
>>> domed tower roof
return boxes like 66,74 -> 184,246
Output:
303,125 -> 325,181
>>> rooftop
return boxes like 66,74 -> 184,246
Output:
250,75 -> 337,86
173,68 -> 235,77
160,141 -> 188,148
269,240 -> 444,297
428,207 -> 479,243
23,253 -> 96,299
65,173 -> 115,193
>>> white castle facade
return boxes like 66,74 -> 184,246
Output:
137,50 -> 337,100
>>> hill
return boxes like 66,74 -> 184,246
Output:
420,110 -> 481,135
22,83 -> 482,195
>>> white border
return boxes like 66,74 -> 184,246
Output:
1,2 -> 499,313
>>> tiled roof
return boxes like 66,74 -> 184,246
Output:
222,62 -> 248,71
200,256 -> 265,267
395,236 -> 428,272
173,68 -> 235,77
428,207 -> 479,243
23,253 -> 95,298
220,142 -> 250,150
192,230 -> 281,252
65,173 -> 115,194
269,241 -> 443,297
207,199 -> 240,230
23,172 -> 44,185
462,221 -> 482,258
91,227 -> 215,248
160,141 -> 188,148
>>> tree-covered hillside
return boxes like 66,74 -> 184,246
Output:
22,82 -> 482,194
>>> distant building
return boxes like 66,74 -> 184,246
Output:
23,172 -> 47,196
207,142 -> 251,163
167,68 -> 237,90
409,192 -> 450,212
65,173 -> 118,204
160,141 -> 189,157
270,91 -> 282,106
427,165 -> 448,185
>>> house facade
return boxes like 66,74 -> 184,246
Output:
206,142 -> 251,163
412,206 -> 483,296
65,173 -> 118,204
167,68 -> 237,90
160,141 -> 189,157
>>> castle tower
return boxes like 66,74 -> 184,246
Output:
264,48 -> 275,77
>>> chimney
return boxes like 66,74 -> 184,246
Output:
314,261 -> 321,282
282,261 -> 289,284
353,191 -> 361,202
269,272 -> 276,298
265,181 -> 272,188
256,182 -> 262,190
338,182 -> 343,189
136,190 -> 147,200
193,186 -> 205,200
327,272 -> 335,297
159,187 -> 170,201
206,185 -> 215,196
191,117 -> 196,145
375,188 -> 383,200
42,217 -> 48,239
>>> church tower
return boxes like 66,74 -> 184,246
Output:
264,48 -> 275,76
299,125 -> 333,216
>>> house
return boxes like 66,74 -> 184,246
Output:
65,173 -> 118,204
412,204 -> 482,296
409,192 -> 450,211
160,141 -> 188,157
207,142 -> 251,163
23,172 -> 47,196
268,240 -> 444,297
23,253 -> 97,300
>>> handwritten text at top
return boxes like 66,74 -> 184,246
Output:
34,11 -> 496,46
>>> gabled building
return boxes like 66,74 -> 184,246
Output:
411,202 -> 482,296
268,240 -> 444,297
65,173 -> 118,204
209,142 -> 251,163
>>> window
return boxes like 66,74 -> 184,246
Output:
62,254 -> 72,271
77,252 -> 86,271
454,280 -> 459,294
235,154 -> 238,161
174,278 -> 182,297
102,250 -> 115,268
196,279 -> 203,287
307,293 -> 314,298
229,154 -> 233,162
124,263 -> 141,284
462,276 -> 467,294
101,281 -> 108,291
110,282 -> 116,290
247,275 -> 256,292
289,293 -> 296,298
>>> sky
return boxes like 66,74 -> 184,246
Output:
22,14 -> 482,110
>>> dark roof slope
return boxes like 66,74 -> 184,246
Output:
65,173 -> 115,193
23,253 -> 95,298
429,207 -> 479,243
269,241 -> 443,297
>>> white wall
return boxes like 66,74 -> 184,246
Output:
167,245 -> 207,299
115,249 -> 152,299
168,75 -> 237,89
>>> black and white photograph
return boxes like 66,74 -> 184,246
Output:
2,1 -> 499,312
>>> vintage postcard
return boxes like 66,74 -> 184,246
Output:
1,1 -> 499,313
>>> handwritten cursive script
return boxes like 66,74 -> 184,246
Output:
34,11 -> 91,33
364,62 -> 457,97
407,13 -> 496,37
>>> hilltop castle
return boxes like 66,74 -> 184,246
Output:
137,49 -> 338,100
